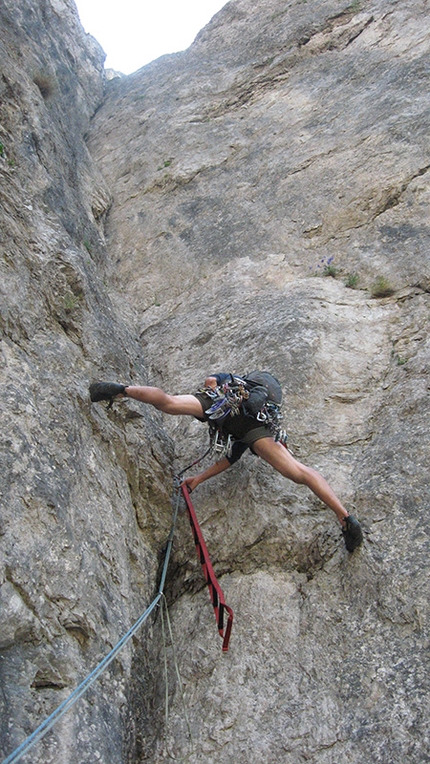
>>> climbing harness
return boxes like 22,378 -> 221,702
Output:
180,481 -> 233,652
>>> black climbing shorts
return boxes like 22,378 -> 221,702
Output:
193,391 -> 273,445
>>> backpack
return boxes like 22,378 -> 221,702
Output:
242,370 -> 282,416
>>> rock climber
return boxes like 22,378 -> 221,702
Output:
89,372 -> 363,552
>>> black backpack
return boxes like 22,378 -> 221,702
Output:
242,370 -> 283,417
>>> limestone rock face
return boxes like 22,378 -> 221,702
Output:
88,0 -> 429,312
0,2 -> 173,763
1,1 -> 429,763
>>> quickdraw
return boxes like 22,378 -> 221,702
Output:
204,376 -> 249,421
209,424 -> 233,459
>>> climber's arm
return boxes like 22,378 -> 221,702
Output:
182,457 -> 231,492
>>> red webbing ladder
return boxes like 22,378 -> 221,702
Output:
180,484 -> 233,651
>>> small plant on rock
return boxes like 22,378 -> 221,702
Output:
157,159 -> 172,170
311,255 -> 338,277
347,0 -> 362,12
370,276 -> 395,298
345,272 -> 360,289
63,292 -> 80,312
323,262 -> 338,277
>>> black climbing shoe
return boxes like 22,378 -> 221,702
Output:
89,382 -> 126,403
342,515 -> 363,552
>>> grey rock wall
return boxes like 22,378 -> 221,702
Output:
0,2 -> 173,762
87,0 -> 429,761
1,0 -> 429,763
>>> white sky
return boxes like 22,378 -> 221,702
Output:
74,0 -> 229,75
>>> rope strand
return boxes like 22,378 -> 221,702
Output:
162,594 -> 193,746
160,594 -> 194,763
1,595 -> 162,764
1,488 -> 183,764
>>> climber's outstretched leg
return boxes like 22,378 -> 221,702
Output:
124,385 -> 204,416
89,381 -> 204,417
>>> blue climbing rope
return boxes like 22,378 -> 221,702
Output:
1,487 -> 182,764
